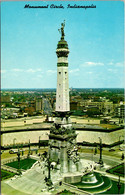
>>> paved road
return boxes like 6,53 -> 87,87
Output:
43,98 -> 53,115
80,153 -> 122,167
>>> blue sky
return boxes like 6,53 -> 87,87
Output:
1,1 -> 124,89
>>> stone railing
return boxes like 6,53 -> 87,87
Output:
62,182 -> 91,194
1,165 -> 18,174
1,155 -> 27,166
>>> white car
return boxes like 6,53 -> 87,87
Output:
9,149 -> 25,154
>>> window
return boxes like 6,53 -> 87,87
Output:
65,72 -> 67,79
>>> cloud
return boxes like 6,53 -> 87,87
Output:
69,68 -> 79,73
47,70 -> 56,74
108,69 -> 113,72
1,68 -> 43,75
108,62 -> 114,65
107,69 -> 118,73
87,71 -> 93,74
81,62 -> 104,67
26,69 -> 36,73
26,68 -> 42,73
0,70 -> 7,74
12,69 -> 24,72
108,61 -> 123,67
115,62 -> 123,67
37,75 -> 43,78
36,68 -> 42,71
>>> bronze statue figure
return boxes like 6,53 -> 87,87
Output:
58,20 -> 65,38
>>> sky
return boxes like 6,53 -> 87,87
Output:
1,1 -> 124,89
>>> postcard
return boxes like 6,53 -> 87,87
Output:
1,1 -> 124,194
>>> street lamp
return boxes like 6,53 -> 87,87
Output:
17,148 -> 21,174
117,175 -> 122,194
13,138 -> 17,148
91,147 -> 94,163
119,135 -> 124,150
28,139 -> 31,157
98,137 -> 103,166
39,136 -> 41,149
9,147 -> 21,175
44,150 -> 54,189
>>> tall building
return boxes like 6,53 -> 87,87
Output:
35,98 -> 42,112
48,22 -> 81,178
115,104 -> 125,119
55,21 -> 70,112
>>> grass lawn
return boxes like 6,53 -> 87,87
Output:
1,169 -> 16,180
106,163 -> 124,177
5,158 -> 37,170
99,180 -> 124,194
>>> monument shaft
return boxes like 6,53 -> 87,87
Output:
56,22 -> 70,112
48,22 -> 81,176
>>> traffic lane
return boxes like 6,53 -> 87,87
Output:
80,153 -> 122,167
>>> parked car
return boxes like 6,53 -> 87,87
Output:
9,149 -> 25,154
109,149 -> 115,152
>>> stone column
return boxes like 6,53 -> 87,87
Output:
60,142 -> 68,173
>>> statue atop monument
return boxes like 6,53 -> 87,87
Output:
58,20 -> 65,39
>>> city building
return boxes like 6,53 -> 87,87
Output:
35,98 -> 42,112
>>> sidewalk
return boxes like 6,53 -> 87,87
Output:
1,164 -> 19,174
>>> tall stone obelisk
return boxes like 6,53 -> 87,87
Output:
56,21 -> 70,113
48,21 -> 81,176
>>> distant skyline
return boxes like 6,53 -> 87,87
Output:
1,1 -> 124,89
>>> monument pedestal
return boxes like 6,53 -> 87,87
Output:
48,114 -> 81,174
